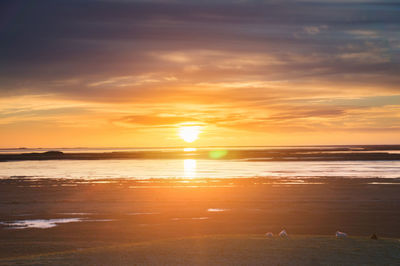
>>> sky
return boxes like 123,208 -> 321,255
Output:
0,0 -> 399,147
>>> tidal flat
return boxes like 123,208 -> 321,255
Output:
0,178 -> 400,264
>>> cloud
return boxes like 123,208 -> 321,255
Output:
118,114 -> 201,127
0,0 -> 399,145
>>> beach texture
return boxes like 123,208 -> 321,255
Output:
1,235 -> 400,265
1,179 -> 400,265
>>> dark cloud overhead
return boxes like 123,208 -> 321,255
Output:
1,0 -> 399,84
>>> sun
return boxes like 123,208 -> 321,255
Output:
178,126 -> 201,143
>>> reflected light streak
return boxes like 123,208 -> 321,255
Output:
183,159 -> 197,178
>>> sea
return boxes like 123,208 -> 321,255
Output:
0,146 -> 399,181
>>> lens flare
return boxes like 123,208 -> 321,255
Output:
209,149 -> 228,159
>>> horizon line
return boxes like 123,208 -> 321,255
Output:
1,144 -> 400,150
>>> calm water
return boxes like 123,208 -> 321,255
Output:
1,158 -> 400,180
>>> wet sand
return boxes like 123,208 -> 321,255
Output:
1,235 -> 400,265
0,178 -> 400,262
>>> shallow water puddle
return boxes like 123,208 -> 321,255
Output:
1,218 -> 114,229
0,218 -> 82,229
171,217 -> 209,221
207,208 -> 229,212
127,212 -> 160,215
58,212 -> 94,216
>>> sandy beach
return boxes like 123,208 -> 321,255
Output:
1,178 -> 399,264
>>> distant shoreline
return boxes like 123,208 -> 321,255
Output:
1,146 -> 400,162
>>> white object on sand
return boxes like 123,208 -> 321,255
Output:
265,232 -> 274,238
279,229 -> 288,238
336,231 -> 348,238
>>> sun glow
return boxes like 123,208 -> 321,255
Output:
178,126 -> 201,143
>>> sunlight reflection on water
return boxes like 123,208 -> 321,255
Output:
207,208 -> 229,212
0,218 -> 114,229
183,159 -> 196,178
0,160 -> 400,180
0,218 -> 82,229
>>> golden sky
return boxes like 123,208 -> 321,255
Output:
1,1 -> 399,147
